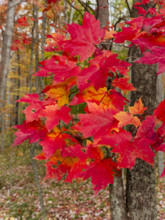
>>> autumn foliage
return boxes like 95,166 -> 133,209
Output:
13,3 -> 165,193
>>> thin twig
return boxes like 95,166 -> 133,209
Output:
77,0 -> 94,14
125,0 -> 132,17
0,0 -> 29,16
65,0 -> 83,17
113,16 -> 127,30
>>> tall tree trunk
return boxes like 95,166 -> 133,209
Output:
126,1 -> 157,219
63,0 -> 68,23
29,5 -> 46,218
34,4 -> 39,94
156,73 -> 164,176
69,0 -> 74,24
0,0 -> 17,149
15,50 -> 21,126
40,0 -> 47,91
30,144 -> 47,219
29,4 -> 37,94
0,0 -> 16,99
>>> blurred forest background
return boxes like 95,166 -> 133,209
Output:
0,0 -> 164,219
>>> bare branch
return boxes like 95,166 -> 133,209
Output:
0,0 -> 29,16
65,0 -> 83,17
113,16 -> 127,30
125,0 -> 132,17
77,0 -> 94,14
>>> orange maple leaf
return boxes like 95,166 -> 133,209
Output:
114,111 -> 141,128
104,30 -> 116,40
129,97 -> 147,115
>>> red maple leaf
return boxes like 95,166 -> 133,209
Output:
136,48 -> 165,75
160,165 -> 165,177
45,33 -> 65,52
62,12 -> 105,61
77,51 -> 130,90
18,93 -> 54,123
112,77 -> 136,93
114,27 -> 140,43
80,158 -> 118,193
48,0 -> 59,4
44,161 -> 69,181
39,105 -> 71,131
39,128 -> 73,159
67,142 -> 119,193
99,129 -> 155,168
154,100 -> 165,122
62,144 -> 87,160
12,120 -> 47,146
16,16 -> 29,27
135,116 -> 156,142
74,102 -> 118,138
35,55 -> 80,83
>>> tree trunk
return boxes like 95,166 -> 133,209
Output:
126,1 -> 157,217
0,0 -> 17,149
15,50 -> 21,126
40,0 -> 47,91
156,73 -> 164,176
96,0 -> 109,28
109,176 -> 128,220
69,0 -> 74,24
34,4 -> 39,94
29,5 -> 46,218
0,0 -> 16,99
30,144 -> 47,219
29,5 -> 36,94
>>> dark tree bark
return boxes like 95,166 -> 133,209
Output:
126,1 -> 157,219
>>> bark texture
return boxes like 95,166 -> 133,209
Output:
126,7 -> 157,218
156,73 -> 164,176
0,0 -> 17,149
96,0 -> 109,28
40,0 -> 47,91
15,51 -> 21,126
0,0 -> 17,101
109,177 -> 127,220
126,160 -> 157,220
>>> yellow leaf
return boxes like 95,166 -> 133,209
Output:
45,77 -> 76,107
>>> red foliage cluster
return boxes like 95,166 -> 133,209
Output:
13,9 -> 165,192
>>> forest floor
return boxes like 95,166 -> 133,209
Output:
0,146 -> 164,220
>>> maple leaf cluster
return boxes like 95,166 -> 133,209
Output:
114,0 -> 165,75
13,10 -> 165,193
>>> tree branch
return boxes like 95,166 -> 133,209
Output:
65,0 -> 83,17
77,0 -> 94,14
0,0 -> 29,16
125,0 -> 132,17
